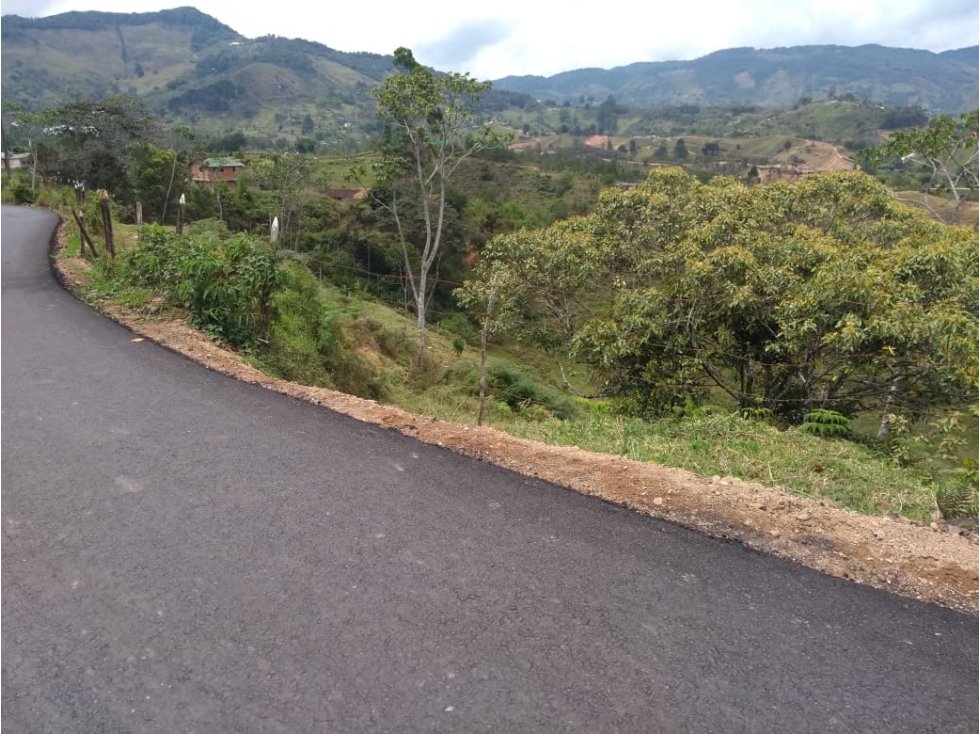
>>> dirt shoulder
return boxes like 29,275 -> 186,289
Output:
53,248 -> 979,616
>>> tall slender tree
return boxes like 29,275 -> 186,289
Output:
367,48 -> 510,363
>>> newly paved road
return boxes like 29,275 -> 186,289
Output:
2,205 -> 978,733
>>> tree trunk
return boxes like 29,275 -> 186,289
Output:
477,274 -> 499,426
877,378 -> 900,440
414,269 -> 427,364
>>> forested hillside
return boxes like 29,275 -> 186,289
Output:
2,7 -> 977,145
495,45 -> 979,113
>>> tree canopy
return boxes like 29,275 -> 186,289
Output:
460,168 -> 979,423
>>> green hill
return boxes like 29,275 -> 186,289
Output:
494,45 -> 979,114
2,8 -> 975,148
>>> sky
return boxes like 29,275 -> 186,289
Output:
2,0 -> 978,79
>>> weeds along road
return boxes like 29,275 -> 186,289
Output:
2,204 -> 978,733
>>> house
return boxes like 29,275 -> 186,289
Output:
1,152 -> 34,169
191,157 -> 245,188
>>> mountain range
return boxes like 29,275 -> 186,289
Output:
2,6 -> 977,141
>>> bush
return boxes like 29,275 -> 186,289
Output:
262,268 -> 334,386
122,224 -> 281,349
487,359 -> 579,420
936,460 -> 979,523
799,409 -> 850,439
442,360 -> 479,389
12,183 -> 34,205
436,312 -> 480,345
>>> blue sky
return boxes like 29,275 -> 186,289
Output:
3,0 -> 977,79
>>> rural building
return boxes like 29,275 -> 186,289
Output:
191,157 -> 245,188
1,152 -> 34,169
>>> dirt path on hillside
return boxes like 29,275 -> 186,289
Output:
54,246 -> 979,616
803,140 -> 856,171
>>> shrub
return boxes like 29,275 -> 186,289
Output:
12,183 -> 34,205
436,312 -> 480,345
487,359 -> 579,420
122,224 -> 281,349
936,460 -> 979,522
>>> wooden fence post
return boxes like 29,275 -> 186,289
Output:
100,189 -> 115,261
136,201 -> 143,241
71,208 -> 98,258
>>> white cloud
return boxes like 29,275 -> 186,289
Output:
1,0 -> 63,15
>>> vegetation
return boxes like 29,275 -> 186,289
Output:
5,29 -> 978,527
462,169 -> 979,431
862,110 -> 979,225
360,47 -> 510,362
112,222 -> 280,348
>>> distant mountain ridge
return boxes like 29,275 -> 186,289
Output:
493,44 -> 979,113
2,6 -> 976,144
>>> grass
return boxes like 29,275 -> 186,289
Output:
490,411 -> 937,520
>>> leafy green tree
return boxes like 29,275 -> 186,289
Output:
301,114 -> 315,135
364,47 -> 510,361
46,97 -> 159,202
863,109 -> 979,225
463,168 -> 979,424
673,138 -> 688,159
457,217 -> 603,349
253,152 -> 315,248
588,170 -> 979,421
295,138 -> 317,154
1,103 -> 56,190
127,141 -> 189,223
596,95 -> 619,135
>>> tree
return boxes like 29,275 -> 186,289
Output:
253,152 -> 315,248
46,97 -> 159,202
863,109 -> 979,225
366,48 -> 510,362
2,103 -> 56,190
587,170 -> 979,421
127,141 -> 190,223
301,114 -> 315,135
463,168 -> 979,425
673,138 -> 688,159
456,218 -> 603,349
596,95 -> 619,135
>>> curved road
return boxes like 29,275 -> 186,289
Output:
3,206 -> 978,732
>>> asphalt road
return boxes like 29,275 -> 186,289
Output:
2,205 -> 978,733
